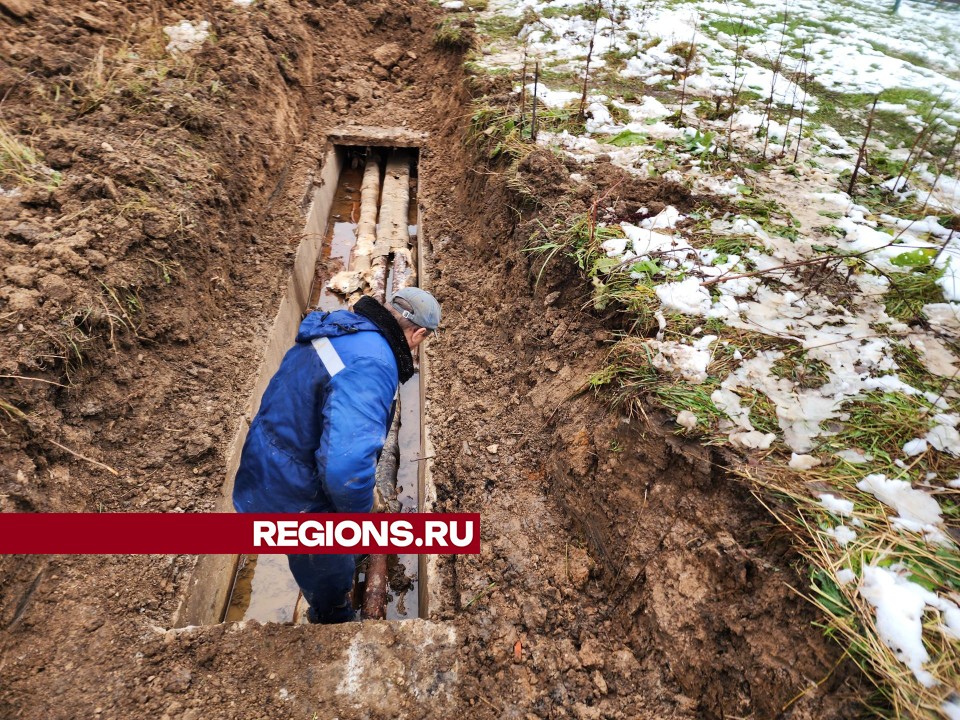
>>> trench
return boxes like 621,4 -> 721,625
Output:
175,132 -> 435,627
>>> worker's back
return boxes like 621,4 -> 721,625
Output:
232,309 -> 398,514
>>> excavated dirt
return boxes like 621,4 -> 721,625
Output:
1,1 -> 864,718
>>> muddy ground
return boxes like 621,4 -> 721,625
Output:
0,1 -> 865,718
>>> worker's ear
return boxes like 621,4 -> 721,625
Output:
413,327 -> 428,344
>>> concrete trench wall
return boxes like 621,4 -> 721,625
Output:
175,129 -> 438,627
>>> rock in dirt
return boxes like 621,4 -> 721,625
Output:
572,702 -> 602,720
72,10 -> 108,32
5,265 -> 37,287
37,274 -> 74,303
8,222 -> 42,244
142,213 -> 178,239
566,543 -> 593,589
163,666 -> 192,693
2,287 -> 40,312
578,638 -> 605,670
184,433 -> 214,460
372,42 -> 404,69
0,0 -> 34,18
79,400 -> 104,417
592,670 -> 608,695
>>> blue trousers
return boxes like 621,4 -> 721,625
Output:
287,553 -> 357,623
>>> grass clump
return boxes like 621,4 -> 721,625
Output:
706,18 -> 764,36
468,101 -> 528,161
0,122 -> 60,188
476,12 -> 530,40
434,18 -> 474,50
745,462 -> 960,717
468,98 -> 586,161
771,353 -> 831,389
883,267 -> 945,322
821,391 -> 943,463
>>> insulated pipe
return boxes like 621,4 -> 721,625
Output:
363,149 -> 416,620
376,150 -> 411,255
390,247 -> 417,297
352,152 -> 380,274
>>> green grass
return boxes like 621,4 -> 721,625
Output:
0,122 -> 59,188
468,98 -> 587,163
820,391 -> 937,461
434,18 -> 473,50
771,353 -> 831,389
883,267 -> 945,322
705,18 -> 765,37
810,86 -> 947,150
540,3 -> 605,20
476,12 -> 530,40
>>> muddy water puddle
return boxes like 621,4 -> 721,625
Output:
227,148 -> 422,624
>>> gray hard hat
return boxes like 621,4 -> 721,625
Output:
391,287 -> 441,332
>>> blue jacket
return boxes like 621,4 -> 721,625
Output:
232,310 -> 399,514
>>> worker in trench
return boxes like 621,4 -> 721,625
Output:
231,287 -> 441,623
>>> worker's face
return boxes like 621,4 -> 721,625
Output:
405,326 -> 429,351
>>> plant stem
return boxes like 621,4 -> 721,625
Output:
920,124 -> 960,212
532,60 -> 539,142
793,45 -> 809,163
520,51 -> 527,137
677,18 -> 698,126
847,94 -> 878,196
762,3 -> 790,159
577,0 -> 604,122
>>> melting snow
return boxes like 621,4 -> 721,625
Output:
856,474 -> 949,544
836,568 -> 856,585
825,525 -> 857,546
859,565 -> 960,688
819,493 -> 854,517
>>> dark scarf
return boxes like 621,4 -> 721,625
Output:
354,295 -> 415,383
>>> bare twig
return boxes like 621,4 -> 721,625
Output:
780,51 -> 804,157
0,375 -> 68,388
847,94 -> 878,196
920,124 -> 960,213
762,4 -> 790,159
677,19 -> 699,126
726,13 -> 748,157
520,51 -> 528,136
46,438 -> 120,477
701,255 -> 834,287
933,227 -> 957,265
577,0 -> 604,122
532,61 -> 540,142
793,45 -> 809,163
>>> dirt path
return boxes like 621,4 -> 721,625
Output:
1,1 -> 862,718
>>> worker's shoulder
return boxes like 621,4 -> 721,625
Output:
329,328 -> 397,373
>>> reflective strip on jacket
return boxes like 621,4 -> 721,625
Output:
232,309 -> 398,514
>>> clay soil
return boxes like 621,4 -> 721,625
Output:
0,1 -> 865,718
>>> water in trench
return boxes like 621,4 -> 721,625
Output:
225,148 -> 422,623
